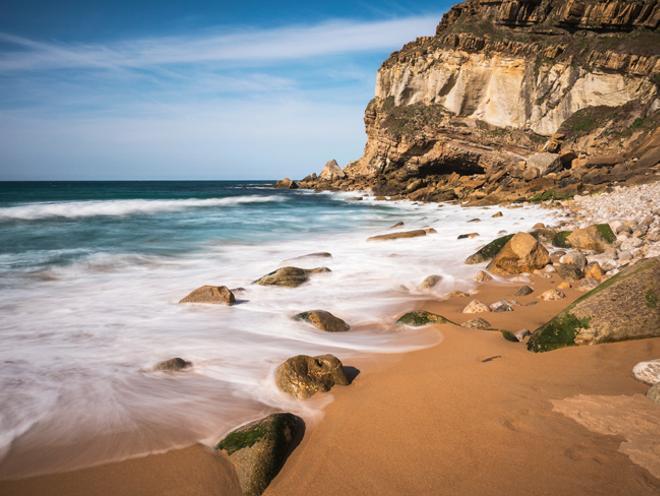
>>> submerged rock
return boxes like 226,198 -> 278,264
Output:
632,360 -> 660,385
487,232 -> 550,275
465,234 -> 514,264
153,357 -> 192,372
216,413 -> 304,496
179,285 -> 236,305
294,310 -> 350,332
254,266 -> 330,288
275,355 -> 349,399
461,318 -> 492,329
528,256 -> 660,352
462,299 -> 490,314
368,228 -> 436,241
419,274 -> 443,289
397,311 -> 453,326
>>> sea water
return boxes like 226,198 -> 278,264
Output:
0,181 -> 556,477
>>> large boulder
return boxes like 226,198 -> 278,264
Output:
275,355 -> 349,399
216,413 -> 304,496
179,285 -> 236,305
274,178 -> 299,189
319,159 -> 346,181
527,256 -> 660,352
566,224 -> 616,253
294,310 -> 350,332
486,232 -> 550,275
254,266 -> 330,288
465,234 -> 514,264
368,228 -> 436,241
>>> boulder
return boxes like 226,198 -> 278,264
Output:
461,318 -> 492,329
559,251 -> 587,270
319,159 -> 345,181
566,224 -> 616,253
153,357 -> 192,372
632,360 -> 660,385
179,285 -> 236,305
216,413 -> 304,496
419,275 -> 443,289
275,355 -> 349,399
521,152 -> 562,180
648,384 -> 660,404
368,228 -> 436,241
539,288 -> 566,301
275,178 -> 299,189
584,262 -> 605,282
515,285 -> 534,296
465,234 -> 514,264
397,311 -> 453,326
294,310 -> 350,332
556,263 -> 584,281
528,256 -> 660,352
486,233 -> 551,275
254,266 -> 330,288
462,299 -> 490,314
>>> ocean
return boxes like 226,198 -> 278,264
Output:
0,181 -> 555,478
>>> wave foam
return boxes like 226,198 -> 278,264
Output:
0,196 -> 286,221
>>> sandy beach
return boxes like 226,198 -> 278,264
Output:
3,274 -> 658,496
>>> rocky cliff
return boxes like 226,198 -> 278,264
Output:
300,0 -> 660,203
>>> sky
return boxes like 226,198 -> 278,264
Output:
0,1 -> 451,180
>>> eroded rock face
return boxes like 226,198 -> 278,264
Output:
216,413 -> 304,496
254,267 -> 330,288
528,256 -> 660,352
179,285 -> 236,305
275,355 -> 349,399
487,232 -> 551,275
294,310 -> 350,332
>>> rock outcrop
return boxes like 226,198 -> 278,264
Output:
528,256 -> 660,352
216,413 -> 304,496
275,354 -> 349,399
299,0 -> 659,203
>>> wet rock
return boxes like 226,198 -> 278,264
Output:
216,413 -> 304,496
368,228 -> 436,241
397,311 -> 454,326
275,178 -> 299,189
179,285 -> 236,305
515,285 -> 534,296
566,224 -> 616,253
490,300 -> 514,312
294,310 -> 350,332
389,221 -> 404,229
539,288 -> 566,301
154,357 -> 192,372
632,360 -> 660,385
491,211 -> 503,218
462,299 -> 490,314
275,354 -> 349,399
486,232 -> 550,275
286,252 -> 332,262
461,318 -> 492,329
474,270 -> 493,283
468,218 -> 481,223
458,232 -> 479,239
528,257 -> 660,352
465,234 -> 514,264
254,267 -> 330,288
419,275 -> 443,289
502,330 -> 519,342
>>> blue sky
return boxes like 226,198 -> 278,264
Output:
0,1 -> 450,180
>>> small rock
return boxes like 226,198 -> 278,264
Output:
389,221 -> 404,229
294,310 -> 350,332
461,318 -> 492,329
515,329 -> 532,342
515,285 -> 534,296
275,355 -> 349,399
419,275 -> 443,289
533,223 -> 546,230
557,280 -> 573,290
468,218 -> 481,223
555,263 -> 584,281
254,266 -> 330,288
559,251 -> 587,270
489,300 -> 514,312
368,228 -> 436,241
550,250 -> 567,264
397,311 -> 453,326
539,288 -> 566,301
462,299 -> 490,314
154,357 -> 192,372
491,211 -> 503,218
648,383 -> 660,404
458,232 -> 480,239
179,285 -> 236,305
577,278 -> 599,292
632,360 -> 660,385
474,270 -> 493,283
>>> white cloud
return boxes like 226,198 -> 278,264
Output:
0,15 -> 438,71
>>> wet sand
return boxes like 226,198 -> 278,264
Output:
2,274 -> 659,495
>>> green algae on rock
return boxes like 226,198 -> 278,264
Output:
216,413 -> 304,496
397,311 -> 454,326
465,234 -> 514,264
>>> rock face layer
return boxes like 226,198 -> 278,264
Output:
300,0 -> 660,203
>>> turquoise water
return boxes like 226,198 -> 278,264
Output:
0,181 -> 555,478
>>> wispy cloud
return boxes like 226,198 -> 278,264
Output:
0,16 -> 437,71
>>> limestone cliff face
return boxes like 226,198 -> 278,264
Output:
302,0 -> 660,203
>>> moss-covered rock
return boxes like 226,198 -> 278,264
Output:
216,413 -> 304,496
566,224 -> 615,253
552,231 -> 572,248
397,311 -> 454,326
502,330 -> 519,342
528,256 -> 660,352
465,234 -> 514,264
